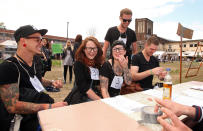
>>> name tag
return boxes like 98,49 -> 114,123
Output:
89,67 -> 99,80
30,76 -> 45,92
118,37 -> 127,45
110,76 -> 123,89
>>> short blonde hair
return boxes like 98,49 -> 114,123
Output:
120,8 -> 132,17
146,35 -> 159,46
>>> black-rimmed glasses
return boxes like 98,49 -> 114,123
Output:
85,47 -> 98,52
25,37 -> 43,43
112,47 -> 125,52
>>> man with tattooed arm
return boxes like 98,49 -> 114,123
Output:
0,25 -> 67,131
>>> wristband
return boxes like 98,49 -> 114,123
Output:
150,69 -> 153,75
192,105 -> 201,121
48,104 -> 52,109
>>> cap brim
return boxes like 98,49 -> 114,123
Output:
37,29 -> 48,36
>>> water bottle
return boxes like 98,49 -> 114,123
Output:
163,68 -> 172,100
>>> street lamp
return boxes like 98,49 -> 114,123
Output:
67,22 -> 69,38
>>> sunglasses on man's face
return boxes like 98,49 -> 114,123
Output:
122,19 -> 132,23
25,37 -> 43,43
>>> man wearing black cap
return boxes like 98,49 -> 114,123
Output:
0,25 -> 67,131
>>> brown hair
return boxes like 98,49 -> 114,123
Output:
75,34 -> 82,43
75,36 -> 104,67
120,8 -> 132,17
43,38 -> 51,49
146,35 -> 159,46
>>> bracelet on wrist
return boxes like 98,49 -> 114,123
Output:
150,69 -> 153,75
48,104 -> 52,109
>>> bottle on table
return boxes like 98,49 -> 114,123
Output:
163,68 -> 172,100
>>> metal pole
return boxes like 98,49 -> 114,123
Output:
180,36 -> 182,83
67,22 -> 69,38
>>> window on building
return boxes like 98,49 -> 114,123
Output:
183,44 -> 186,47
169,44 -> 172,49
190,44 -> 193,47
194,44 -> 197,47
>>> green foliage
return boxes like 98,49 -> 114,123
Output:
52,60 -> 62,66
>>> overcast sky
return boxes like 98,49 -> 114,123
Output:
1,0 -> 203,41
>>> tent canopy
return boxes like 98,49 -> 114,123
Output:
0,40 -> 17,48
153,51 -> 166,56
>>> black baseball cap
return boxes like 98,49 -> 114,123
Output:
14,25 -> 48,42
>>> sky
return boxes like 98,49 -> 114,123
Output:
1,0 -> 203,42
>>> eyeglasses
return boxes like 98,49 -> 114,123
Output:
122,18 -> 132,23
85,47 -> 98,52
25,37 -> 43,43
112,47 -> 125,52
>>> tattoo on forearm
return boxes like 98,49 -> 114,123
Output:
42,78 -> 52,87
0,83 -> 47,114
123,67 -> 132,85
100,76 -> 109,89
0,83 -> 19,113
100,76 -> 110,97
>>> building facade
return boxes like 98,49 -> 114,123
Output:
0,28 -> 74,45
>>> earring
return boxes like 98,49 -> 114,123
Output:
23,44 -> 26,47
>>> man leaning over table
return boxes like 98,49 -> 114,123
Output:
130,35 -> 166,90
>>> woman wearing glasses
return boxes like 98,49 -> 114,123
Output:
64,36 -> 104,104
100,40 -> 132,98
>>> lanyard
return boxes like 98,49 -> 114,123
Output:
15,54 -> 36,77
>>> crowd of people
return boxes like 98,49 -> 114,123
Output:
0,8 -> 202,131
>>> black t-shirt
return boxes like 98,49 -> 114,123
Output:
0,56 -> 54,131
131,52 -> 159,89
0,57 -> 39,85
100,61 -> 121,97
0,56 -> 53,102
104,26 -> 137,56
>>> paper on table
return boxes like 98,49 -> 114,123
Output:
190,85 -> 203,91
142,89 -> 162,99
173,95 -> 203,106
142,89 -> 178,100
183,89 -> 203,100
101,95 -> 146,114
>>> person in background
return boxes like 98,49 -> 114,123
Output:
73,34 -> 82,57
103,8 -> 137,67
63,40 -> 74,84
131,35 -> 166,90
0,25 -> 67,131
100,40 -> 132,98
41,38 -> 52,77
154,98 -> 203,131
64,36 -> 104,104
